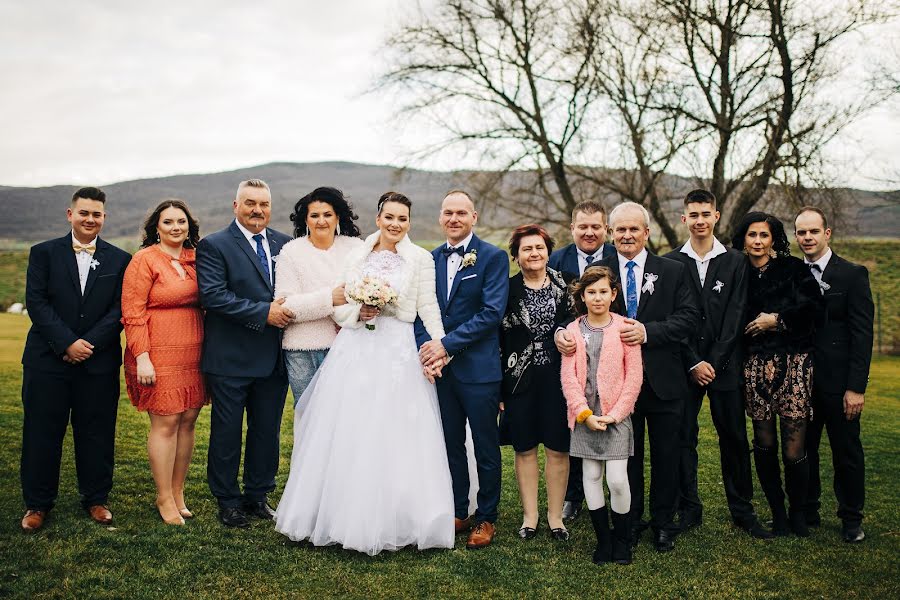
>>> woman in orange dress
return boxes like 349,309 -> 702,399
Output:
122,199 -> 209,525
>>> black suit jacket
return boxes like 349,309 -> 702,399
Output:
599,252 -> 700,400
22,234 -> 131,374
813,252 -> 874,394
548,242 -> 616,277
664,245 -> 748,391
197,221 -> 292,378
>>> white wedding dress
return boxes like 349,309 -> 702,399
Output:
274,250 -> 458,555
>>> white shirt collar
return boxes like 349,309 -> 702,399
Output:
680,237 -> 727,262
576,245 -> 604,260
446,231 -> 474,252
618,248 -> 648,267
235,219 -> 267,243
71,231 -> 97,248
805,247 -> 832,271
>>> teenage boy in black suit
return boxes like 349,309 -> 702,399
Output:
665,190 -> 771,539
794,207 -> 873,543
20,187 -> 131,532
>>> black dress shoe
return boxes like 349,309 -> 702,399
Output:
218,507 -> 250,528
244,501 -> 276,520
678,512 -> 703,532
654,530 -> 675,553
517,525 -> 538,540
737,518 -> 775,540
562,501 -> 582,522
842,524 -> 865,543
549,527 -> 570,541
630,519 -> 648,550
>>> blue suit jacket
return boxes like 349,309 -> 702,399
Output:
547,242 -> 616,276
414,234 -> 509,384
197,221 -> 292,378
22,234 -> 130,374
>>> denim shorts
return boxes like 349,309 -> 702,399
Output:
285,349 -> 329,408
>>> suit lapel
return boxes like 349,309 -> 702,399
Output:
263,228 -> 281,291
637,254 -> 657,318
81,239 -> 107,299
566,245 -> 580,276
435,245 -> 449,309
702,252 -> 725,293
678,247 -> 703,295
821,253 -> 839,284
230,222 -> 272,289
61,236 -> 82,295
448,236 -> 478,305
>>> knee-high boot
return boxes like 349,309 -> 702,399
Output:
610,510 -> 633,565
754,444 -> 788,536
784,455 -> 810,537
588,507 -> 611,564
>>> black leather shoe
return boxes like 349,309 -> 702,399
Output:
549,527 -> 570,541
562,501 -> 582,522
737,518 -> 775,540
218,507 -> 250,528
654,530 -> 675,553
842,524 -> 865,543
517,526 -> 538,540
630,519 -> 648,550
244,501 -> 276,520
678,512 -> 703,532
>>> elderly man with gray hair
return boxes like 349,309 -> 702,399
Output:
556,201 -> 699,553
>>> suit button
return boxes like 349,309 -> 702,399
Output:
701,316 -> 706,321
80,313 -> 84,318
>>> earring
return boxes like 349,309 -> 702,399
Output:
768,248 -> 777,259
306,225 -> 310,237
156,232 -> 161,243
742,247 -> 749,256
336,223 -> 341,236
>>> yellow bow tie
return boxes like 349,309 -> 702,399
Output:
73,243 -> 96,255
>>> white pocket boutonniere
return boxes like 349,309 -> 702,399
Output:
89,258 -> 100,270
819,280 -> 831,292
713,280 -> 724,293
642,272 -> 658,295
460,249 -> 477,270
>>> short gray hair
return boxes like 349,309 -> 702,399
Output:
609,201 -> 650,228
236,179 -> 270,199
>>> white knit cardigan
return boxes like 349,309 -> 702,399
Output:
274,235 -> 364,351
332,232 -> 446,341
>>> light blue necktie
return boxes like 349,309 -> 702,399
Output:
252,233 -> 270,282
626,260 -> 638,319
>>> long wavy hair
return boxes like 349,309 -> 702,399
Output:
730,211 -> 791,258
289,187 -> 361,239
140,199 -> 201,249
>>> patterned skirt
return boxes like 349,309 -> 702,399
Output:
742,352 -> 813,421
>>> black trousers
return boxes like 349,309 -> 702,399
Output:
20,367 -> 119,510
678,386 -> 756,525
805,388 -> 865,526
628,384 -> 683,535
564,457 -> 585,505
206,371 -> 288,509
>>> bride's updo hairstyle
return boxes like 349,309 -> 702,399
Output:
377,191 -> 412,215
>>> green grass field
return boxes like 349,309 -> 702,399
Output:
0,312 -> 897,599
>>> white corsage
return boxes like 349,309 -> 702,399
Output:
642,272 -> 658,295
819,280 -> 831,292
713,280 -> 724,293
89,258 -> 100,270
460,249 -> 477,270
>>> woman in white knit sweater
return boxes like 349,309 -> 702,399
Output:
274,187 -> 363,405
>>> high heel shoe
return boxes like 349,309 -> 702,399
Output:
178,507 -> 194,519
156,499 -> 185,526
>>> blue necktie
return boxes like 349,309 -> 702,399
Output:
585,254 -> 595,266
626,260 -> 638,319
252,233 -> 270,282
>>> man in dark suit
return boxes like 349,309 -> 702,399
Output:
558,201 -> 698,552
548,200 -> 616,521
197,179 -> 293,528
20,187 -> 131,532
664,190 -> 771,539
794,207 -> 873,543
416,190 -> 509,549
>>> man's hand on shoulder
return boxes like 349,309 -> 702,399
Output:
266,297 -> 295,328
620,318 -> 646,346
554,329 -> 576,357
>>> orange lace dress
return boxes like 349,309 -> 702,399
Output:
122,245 -> 209,415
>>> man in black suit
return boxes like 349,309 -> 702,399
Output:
20,187 -> 131,532
197,179 -> 293,528
665,190 -> 770,539
547,200 -> 616,521
557,201 -> 699,552
794,207 -> 873,543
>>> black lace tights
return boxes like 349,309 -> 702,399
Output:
753,416 -> 807,463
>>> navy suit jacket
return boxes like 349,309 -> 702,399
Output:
548,242 -> 616,277
22,234 -> 130,374
414,234 -> 509,384
197,221 -> 292,378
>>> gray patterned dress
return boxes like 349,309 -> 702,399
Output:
568,318 -> 634,461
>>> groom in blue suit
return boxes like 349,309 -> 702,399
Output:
415,190 -> 509,549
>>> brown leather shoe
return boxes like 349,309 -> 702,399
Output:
455,516 -> 473,534
466,521 -> 496,549
87,504 -> 113,525
21,510 -> 46,532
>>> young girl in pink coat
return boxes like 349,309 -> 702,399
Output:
561,266 -> 642,565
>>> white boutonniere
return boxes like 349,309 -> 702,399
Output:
89,258 -> 100,270
713,280 -> 725,293
460,249 -> 477,270
819,280 -> 831,292
642,272 -> 658,295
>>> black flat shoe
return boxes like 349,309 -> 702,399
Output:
517,526 -> 538,540
243,501 -> 276,520
218,507 -> 250,528
549,527 -> 570,541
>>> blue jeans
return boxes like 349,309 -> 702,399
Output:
284,349 -> 329,408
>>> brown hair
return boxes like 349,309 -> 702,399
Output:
569,266 -> 620,315
377,191 -> 412,214
571,200 -> 606,222
509,223 -> 554,258
794,206 -> 829,230
140,199 -> 201,249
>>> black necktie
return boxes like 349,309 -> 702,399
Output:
442,245 -> 465,257
809,263 -> 822,273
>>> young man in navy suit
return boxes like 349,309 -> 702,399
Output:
664,190 -> 770,539
20,187 -> 131,532
547,200 -> 615,522
197,179 -> 293,528
794,207 -> 873,543
415,190 -> 509,549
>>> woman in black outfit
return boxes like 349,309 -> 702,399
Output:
732,212 -> 823,537
500,224 -> 576,541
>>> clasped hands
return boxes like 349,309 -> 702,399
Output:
744,312 -> 778,337
585,414 -> 616,431
63,338 -> 94,364
419,340 -> 449,384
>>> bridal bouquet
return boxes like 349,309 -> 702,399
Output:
346,276 -> 399,330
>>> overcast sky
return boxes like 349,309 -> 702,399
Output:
1,0 -> 898,189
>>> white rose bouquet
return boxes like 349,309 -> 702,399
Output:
346,276 -> 399,330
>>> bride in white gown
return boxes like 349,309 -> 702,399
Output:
274,192 -> 458,555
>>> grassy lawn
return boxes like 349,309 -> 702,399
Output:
0,313 -> 897,599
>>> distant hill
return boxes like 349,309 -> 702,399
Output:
1,161 -> 897,243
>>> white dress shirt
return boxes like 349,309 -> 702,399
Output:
576,246 -> 606,276
617,248 -> 649,344
71,231 -> 97,294
804,248 -> 832,286
445,231 -> 473,300
680,237 -> 728,287
235,219 -> 273,284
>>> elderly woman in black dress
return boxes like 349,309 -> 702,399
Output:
500,224 -> 576,541
732,212 -> 823,537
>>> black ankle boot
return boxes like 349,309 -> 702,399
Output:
588,507 -> 611,564
785,455 -> 811,538
610,510 -> 633,565
754,443 -> 788,536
